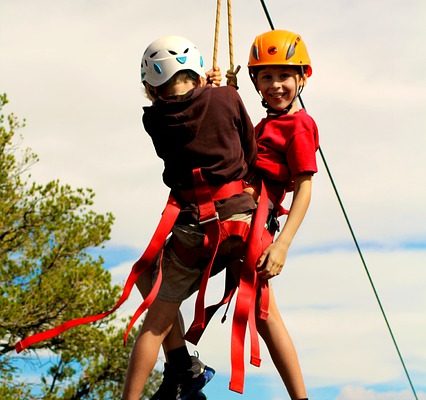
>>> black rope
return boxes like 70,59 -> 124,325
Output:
260,0 -> 275,29
259,2 -> 419,399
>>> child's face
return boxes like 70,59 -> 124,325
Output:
255,65 -> 305,112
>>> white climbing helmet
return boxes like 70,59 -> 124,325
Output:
141,35 -> 205,87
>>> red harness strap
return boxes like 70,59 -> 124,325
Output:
188,169 -> 222,335
184,220 -> 250,345
15,195 -> 181,353
229,181 -> 271,393
15,170 -> 248,354
15,167 -> 271,397
183,176 -> 274,394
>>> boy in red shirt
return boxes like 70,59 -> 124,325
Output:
243,29 -> 319,400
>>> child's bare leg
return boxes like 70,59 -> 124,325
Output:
122,298 -> 181,400
256,286 -> 307,400
163,310 -> 187,351
136,270 -> 186,354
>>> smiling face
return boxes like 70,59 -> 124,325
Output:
254,65 -> 306,112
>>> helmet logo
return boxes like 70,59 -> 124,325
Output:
268,46 -> 278,55
176,56 -> 187,64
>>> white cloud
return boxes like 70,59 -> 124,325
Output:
104,248 -> 426,389
336,385 -> 426,400
2,0 -> 425,247
2,0 -> 426,396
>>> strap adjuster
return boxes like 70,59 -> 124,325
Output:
199,212 -> 219,225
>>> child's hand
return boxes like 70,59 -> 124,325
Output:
243,186 -> 259,202
226,65 -> 241,89
206,67 -> 222,87
256,241 -> 288,280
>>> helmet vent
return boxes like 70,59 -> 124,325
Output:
168,50 -> 177,55
150,51 -> 159,58
153,63 -> 162,74
252,45 -> 259,60
286,44 -> 295,60
286,37 -> 300,60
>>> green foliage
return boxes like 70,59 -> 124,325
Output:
0,94 -> 161,399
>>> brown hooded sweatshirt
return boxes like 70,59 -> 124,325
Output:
143,85 -> 257,219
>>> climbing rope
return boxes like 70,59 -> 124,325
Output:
226,0 -> 234,72
213,0 -> 239,86
258,1 -> 419,399
213,0 -> 221,69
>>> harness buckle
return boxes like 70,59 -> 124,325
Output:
199,212 -> 219,225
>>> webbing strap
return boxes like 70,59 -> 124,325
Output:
186,270 -> 237,345
123,249 -> 165,344
185,221 -> 250,345
229,181 -> 269,393
248,224 -> 273,368
188,169 -> 222,336
15,195 -> 181,353
258,279 -> 270,320
248,230 -> 273,368
248,283 -> 261,367
258,228 -> 273,320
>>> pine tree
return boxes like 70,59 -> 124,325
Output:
0,94 -> 160,399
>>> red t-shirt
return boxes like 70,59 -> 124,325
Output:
254,109 -> 319,205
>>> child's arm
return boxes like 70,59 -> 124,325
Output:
257,174 -> 312,280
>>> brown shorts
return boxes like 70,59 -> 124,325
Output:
153,212 -> 252,302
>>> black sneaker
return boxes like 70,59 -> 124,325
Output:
150,356 -> 215,400
193,391 -> 207,400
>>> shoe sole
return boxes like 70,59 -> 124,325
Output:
180,366 -> 215,400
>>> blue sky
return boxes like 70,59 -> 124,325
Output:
1,0 -> 425,399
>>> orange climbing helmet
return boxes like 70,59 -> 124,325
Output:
248,29 -> 312,77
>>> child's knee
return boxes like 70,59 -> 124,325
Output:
256,305 -> 281,336
142,301 -> 180,336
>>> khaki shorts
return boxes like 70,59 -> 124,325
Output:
153,212 -> 252,302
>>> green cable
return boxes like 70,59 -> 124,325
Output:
258,1 -> 419,398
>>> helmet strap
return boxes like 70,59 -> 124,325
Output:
263,99 -> 292,116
